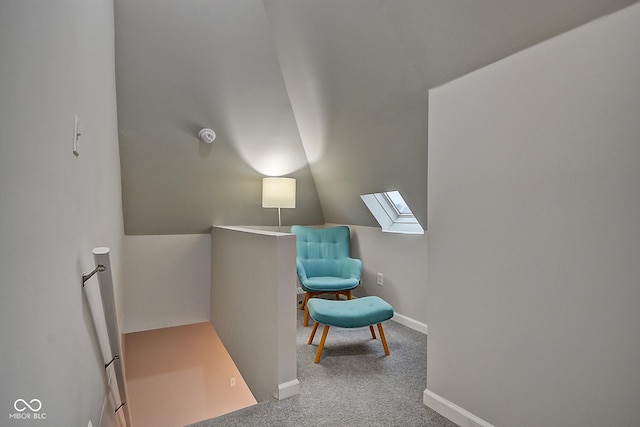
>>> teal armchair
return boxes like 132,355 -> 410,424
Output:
291,225 -> 362,326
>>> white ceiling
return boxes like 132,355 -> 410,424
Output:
115,0 -> 638,234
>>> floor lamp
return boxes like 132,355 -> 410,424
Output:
262,177 -> 296,231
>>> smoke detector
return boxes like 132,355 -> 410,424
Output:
198,128 -> 216,144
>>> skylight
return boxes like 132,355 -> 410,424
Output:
360,190 -> 424,234
385,190 -> 413,215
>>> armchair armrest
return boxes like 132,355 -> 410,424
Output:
296,259 -> 309,282
339,257 -> 362,280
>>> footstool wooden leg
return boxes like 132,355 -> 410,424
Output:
308,321 -> 320,344
302,293 -> 312,326
314,325 -> 330,364
369,325 -> 376,339
377,323 -> 390,356
304,305 -> 311,327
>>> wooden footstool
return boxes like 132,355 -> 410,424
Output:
306,296 -> 394,363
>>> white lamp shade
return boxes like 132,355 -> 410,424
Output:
262,177 -> 296,208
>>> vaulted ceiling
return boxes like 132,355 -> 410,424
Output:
115,0 -> 637,234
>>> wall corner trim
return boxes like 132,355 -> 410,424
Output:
423,388 -> 494,427
276,379 -> 300,400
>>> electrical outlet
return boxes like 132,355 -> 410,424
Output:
377,273 -> 384,286
230,377 -> 236,387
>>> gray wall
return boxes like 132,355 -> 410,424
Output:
113,0 -> 638,235
426,4 -> 640,426
115,0 -> 324,235
123,234 -> 211,333
347,225 -> 428,330
210,227 -> 298,402
0,1 -> 125,426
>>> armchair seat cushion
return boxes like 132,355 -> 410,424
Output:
301,277 -> 360,292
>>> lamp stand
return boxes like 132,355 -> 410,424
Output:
277,207 -> 282,232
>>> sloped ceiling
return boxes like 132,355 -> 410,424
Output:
115,0 -> 637,234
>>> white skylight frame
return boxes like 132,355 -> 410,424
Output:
360,190 -> 424,234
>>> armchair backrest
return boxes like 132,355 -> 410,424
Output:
291,225 -> 353,278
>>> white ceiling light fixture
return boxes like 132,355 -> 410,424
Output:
198,128 -> 216,144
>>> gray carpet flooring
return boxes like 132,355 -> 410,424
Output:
187,305 -> 458,427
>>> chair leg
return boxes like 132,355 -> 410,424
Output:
369,325 -> 376,339
304,305 -> 311,327
314,325 -> 330,364
300,292 -> 311,311
307,321 -> 320,344
302,292 -> 314,326
377,323 -> 390,356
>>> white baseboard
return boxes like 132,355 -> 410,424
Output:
392,312 -> 428,335
276,379 -> 300,400
423,388 -> 494,427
